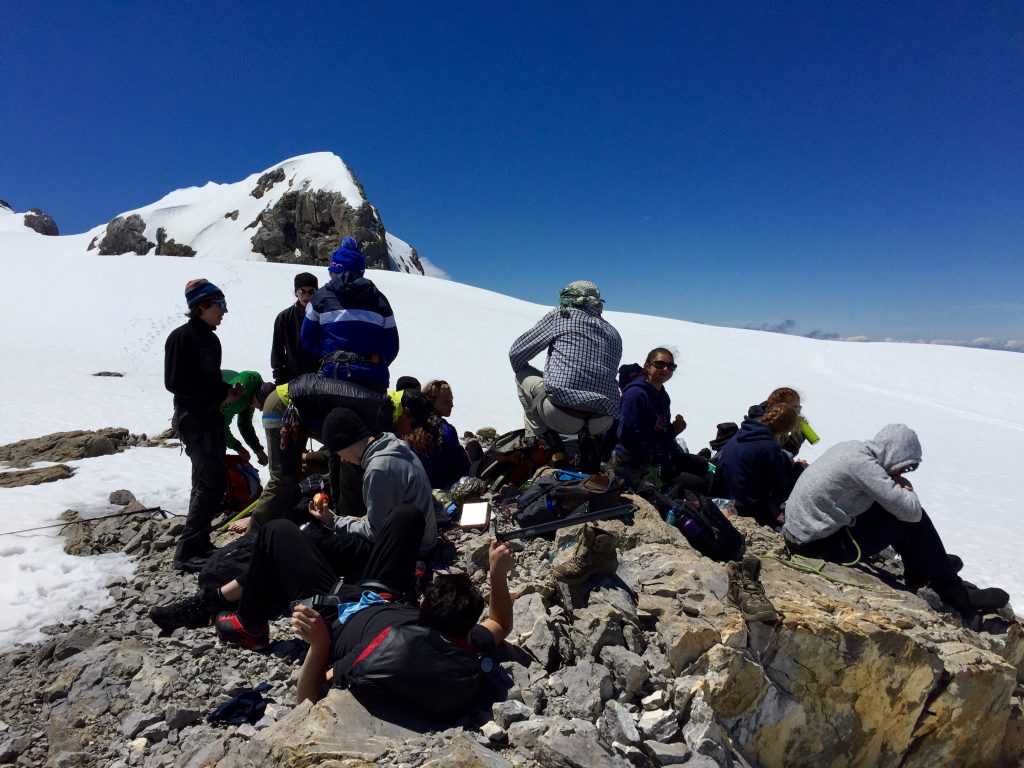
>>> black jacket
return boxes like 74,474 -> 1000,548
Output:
271,302 -> 322,385
164,318 -> 229,413
710,417 -> 804,527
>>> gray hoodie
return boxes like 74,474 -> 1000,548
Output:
333,432 -> 437,554
782,424 -> 924,545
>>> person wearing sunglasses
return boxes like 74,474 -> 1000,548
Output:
611,347 -> 712,492
783,424 -> 1009,620
271,272 -> 322,385
164,278 -> 245,572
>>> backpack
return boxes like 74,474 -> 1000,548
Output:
336,624 -> 490,723
223,456 -> 262,511
637,483 -> 744,562
470,429 -> 551,490
515,471 -> 625,528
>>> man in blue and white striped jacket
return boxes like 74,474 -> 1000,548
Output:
301,237 -> 399,394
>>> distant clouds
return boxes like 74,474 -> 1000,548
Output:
744,320 -> 1023,353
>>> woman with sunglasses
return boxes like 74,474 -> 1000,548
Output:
612,348 -> 711,491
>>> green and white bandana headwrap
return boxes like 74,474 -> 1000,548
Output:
558,280 -> 604,317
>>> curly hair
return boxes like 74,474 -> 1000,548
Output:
423,380 -> 451,401
760,403 -> 800,436
766,387 -> 800,406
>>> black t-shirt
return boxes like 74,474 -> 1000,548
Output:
329,602 -> 497,682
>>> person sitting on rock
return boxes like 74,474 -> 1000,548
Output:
710,403 -> 806,528
221,370 -> 270,467
746,387 -> 813,458
149,406 -> 437,642
290,512 -> 515,709
509,280 -> 622,466
611,347 -> 712,493
271,272 -> 322,385
782,423 -> 1009,620
417,379 -> 471,489
301,237 -> 399,394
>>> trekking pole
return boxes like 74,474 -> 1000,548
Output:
219,498 -> 260,531
495,502 -> 637,542
0,506 -> 172,536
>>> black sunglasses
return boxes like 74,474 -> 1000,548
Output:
649,360 -> 677,371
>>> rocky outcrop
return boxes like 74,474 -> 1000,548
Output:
92,214 -> 155,255
0,428 -> 135,468
0,464 -> 74,488
250,168 -> 285,199
0,479 -> 1019,768
249,188 -> 390,269
23,207 -> 59,236
154,227 -> 196,257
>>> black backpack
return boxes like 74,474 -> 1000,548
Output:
515,471 -> 625,527
335,624 -> 490,723
470,429 -> 551,490
637,483 -> 744,562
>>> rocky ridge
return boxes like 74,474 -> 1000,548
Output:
83,154 -> 425,274
0,445 -> 1021,767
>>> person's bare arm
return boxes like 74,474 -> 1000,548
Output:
291,604 -> 330,705
479,540 -> 516,645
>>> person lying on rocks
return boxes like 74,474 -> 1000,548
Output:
710,403 -> 806,528
782,423 -> 1009,619
290,508 -> 516,708
149,406 -> 437,640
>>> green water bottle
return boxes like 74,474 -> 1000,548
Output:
800,418 -> 820,444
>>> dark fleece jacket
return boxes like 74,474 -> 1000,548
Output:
711,416 -> 804,526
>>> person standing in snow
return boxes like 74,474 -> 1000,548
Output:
782,424 -> 1009,619
301,237 -> 398,394
164,279 -> 243,573
271,272 -> 322,385
509,280 -> 622,466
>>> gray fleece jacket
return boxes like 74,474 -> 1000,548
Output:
782,424 -> 924,545
333,432 -> 436,554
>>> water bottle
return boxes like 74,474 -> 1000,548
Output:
800,418 -> 820,444
679,515 -> 702,538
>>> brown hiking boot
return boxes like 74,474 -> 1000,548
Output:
726,556 -> 782,623
553,525 -> 618,585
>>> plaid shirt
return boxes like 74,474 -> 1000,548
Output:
509,307 -> 623,417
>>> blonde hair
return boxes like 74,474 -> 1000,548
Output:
760,403 -> 800,436
423,380 -> 452,401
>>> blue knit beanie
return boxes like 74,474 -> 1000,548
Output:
184,278 -> 225,307
328,237 -> 365,276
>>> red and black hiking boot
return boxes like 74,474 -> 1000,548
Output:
214,611 -> 270,650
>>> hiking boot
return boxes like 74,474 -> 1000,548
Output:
726,556 -> 782,624
936,581 -> 1009,620
213,611 -> 270,650
149,592 -> 214,633
553,525 -> 618,585
172,554 -> 209,573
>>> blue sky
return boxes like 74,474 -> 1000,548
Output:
2,1 -> 1021,345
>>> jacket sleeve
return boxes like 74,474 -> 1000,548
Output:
271,312 -> 288,384
223,411 -> 240,450
300,303 -> 322,356
616,391 -> 653,465
378,293 -> 400,365
854,460 -> 924,522
164,329 -> 229,405
334,462 -> 402,540
237,407 -> 263,453
509,313 -> 556,372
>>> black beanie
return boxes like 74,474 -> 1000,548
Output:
322,408 -> 372,453
395,376 -> 421,391
294,272 -> 318,291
